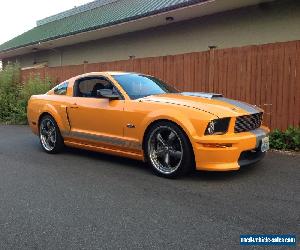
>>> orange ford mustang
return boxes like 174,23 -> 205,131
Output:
27,72 -> 270,178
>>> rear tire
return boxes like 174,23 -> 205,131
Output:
144,121 -> 195,178
39,115 -> 64,154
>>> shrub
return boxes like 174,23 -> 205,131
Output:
0,63 -> 53,124
0,63 -> 21,123
269,127 -> 300,151
17,75 -> 53,124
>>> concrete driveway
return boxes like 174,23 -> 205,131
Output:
0,125 -> 299,249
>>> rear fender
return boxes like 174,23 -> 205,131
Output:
41,103 -> 71,134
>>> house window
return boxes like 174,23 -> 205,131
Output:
54,82 -> 68,95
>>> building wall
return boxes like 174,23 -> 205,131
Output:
8,0 -> 300,68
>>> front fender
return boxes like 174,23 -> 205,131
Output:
138,108 -> 210,143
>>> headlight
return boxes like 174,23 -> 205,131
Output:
205,118 -> 230,135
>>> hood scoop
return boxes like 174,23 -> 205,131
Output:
181,92 -> 223,99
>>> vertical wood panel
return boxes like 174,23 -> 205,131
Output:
270,44 -> 279,130
295,41 -> 300,128
288,42 -> 297,128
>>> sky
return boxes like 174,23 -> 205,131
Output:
0,0 -> 92,45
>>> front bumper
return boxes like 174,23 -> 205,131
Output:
193,126 -> 269,171
238,148 -> 266,167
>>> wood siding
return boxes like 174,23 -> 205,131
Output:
21,40 -> 300,130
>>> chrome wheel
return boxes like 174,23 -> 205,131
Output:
40,118 -> 57,151
148,126 -> 183,175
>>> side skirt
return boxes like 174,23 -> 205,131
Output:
64,139 -> 145,161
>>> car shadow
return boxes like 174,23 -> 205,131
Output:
63,146 -> 150,173
62,146 -> 262,181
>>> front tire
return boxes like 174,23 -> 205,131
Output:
39,115 -> 64,154
144,121 -> 195,178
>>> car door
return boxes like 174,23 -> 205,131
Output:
67,75 -> 126,148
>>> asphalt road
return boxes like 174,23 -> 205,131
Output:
0,125 -> 299,250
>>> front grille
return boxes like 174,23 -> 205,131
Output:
234,112 -> 263,133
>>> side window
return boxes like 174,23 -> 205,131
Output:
54,82 -> 68,95
75,77 -> 116,98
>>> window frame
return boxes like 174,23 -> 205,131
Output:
73,75 -> 124,100
54,82 -> 68,95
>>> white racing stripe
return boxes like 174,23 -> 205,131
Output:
181,92 -> 261,114
214,97 -> 261,114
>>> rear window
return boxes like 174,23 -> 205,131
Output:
54,82 -> 68,95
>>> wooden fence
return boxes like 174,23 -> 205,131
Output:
21,40 -> 300,130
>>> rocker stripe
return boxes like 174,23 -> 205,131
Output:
62,131 -> 142,150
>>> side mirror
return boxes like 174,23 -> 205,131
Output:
97,89 -> 120,100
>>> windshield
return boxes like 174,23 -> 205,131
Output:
113,74 -> 178,99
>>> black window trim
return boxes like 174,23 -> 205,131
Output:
73,75 -> 124,100
54,81 -> 68,95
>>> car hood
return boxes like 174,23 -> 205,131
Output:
140,92 -> 262,118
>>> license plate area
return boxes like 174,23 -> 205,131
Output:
261,136 -> 269,152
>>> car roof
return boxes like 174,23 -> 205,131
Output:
107,71 -> 132,76
74,71 -> 141,78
